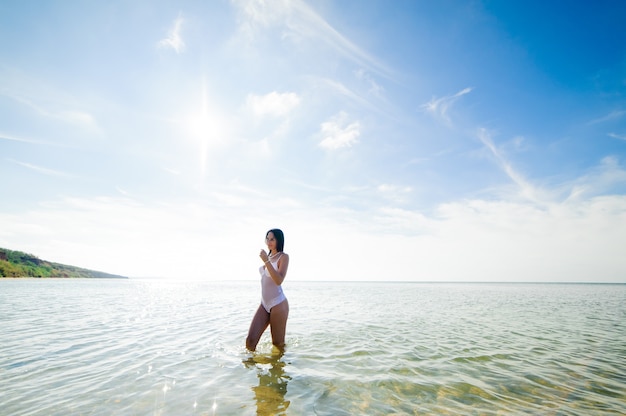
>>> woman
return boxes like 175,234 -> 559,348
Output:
246,229 -> 290,352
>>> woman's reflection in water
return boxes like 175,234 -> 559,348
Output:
245,352 -> 291,415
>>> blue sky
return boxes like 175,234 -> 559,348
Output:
1,0 -> 625,282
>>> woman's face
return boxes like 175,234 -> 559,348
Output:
266,232 -> 277,252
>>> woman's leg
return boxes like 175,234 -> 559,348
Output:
269,299 -> 289,351
246,304 -> 270,351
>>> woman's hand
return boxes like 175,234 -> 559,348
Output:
259,249 -> 269,263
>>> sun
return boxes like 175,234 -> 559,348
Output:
183,80 -> 231,175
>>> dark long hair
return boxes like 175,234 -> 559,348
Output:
267,229 -> 285,253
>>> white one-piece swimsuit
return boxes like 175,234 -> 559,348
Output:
260,254 -> 287,313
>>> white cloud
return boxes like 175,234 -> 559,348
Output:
608,132 -> 626,141
424,195 -> 626,282
422,87 -> 472,124
318,111 -> 360,150
376,184 -> 412,203
377,184 -> 411,193
246,91 -> 300,117
158,14 -> 186,53
0,196 -> 260,278
1,177 -> 625,282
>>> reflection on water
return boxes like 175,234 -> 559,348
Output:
244,350 -> 291,416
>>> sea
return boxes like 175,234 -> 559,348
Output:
0,279 -> 624,416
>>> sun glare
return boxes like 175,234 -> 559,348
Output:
184,80 -> 230,175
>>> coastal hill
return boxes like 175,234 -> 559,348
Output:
0,247 -> 127,278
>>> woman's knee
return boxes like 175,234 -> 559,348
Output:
246,336 -> 257,351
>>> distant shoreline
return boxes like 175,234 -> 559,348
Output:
0,275 -> 128,279
0,247 -> 128,279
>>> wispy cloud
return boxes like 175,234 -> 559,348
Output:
9,159 -> 72,177
376,183 -> 413,204
158,14 -> 185,53
315,77 -> 385,116
246,91 -> 300,117
608,132 -> 626,141
477,128 -> 544,203
2,92 -> 101,134
232,0 -> 393,79
0,132 -> 53,145
587,110 -> 626,125
355,69 -> 385,99
318,111 -> 360,150
162,167 -> 181,176
422,87 -> 472,124
565,156 -> 626,201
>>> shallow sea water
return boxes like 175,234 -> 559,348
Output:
1,279 -> 625,415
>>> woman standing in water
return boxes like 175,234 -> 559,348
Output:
246,229 -> 290,352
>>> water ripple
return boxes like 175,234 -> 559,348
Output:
1,280 -> 625,415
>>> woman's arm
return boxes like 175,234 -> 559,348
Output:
265,253 -> 289,285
